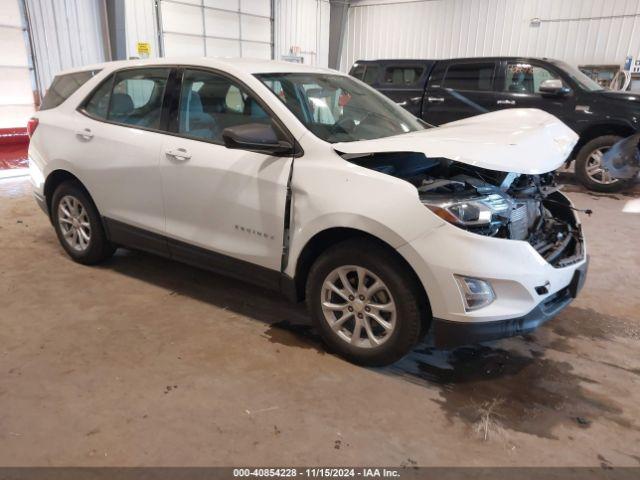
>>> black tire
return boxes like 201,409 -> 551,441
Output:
51,180 -> 116,265
306,238 -> 427,367
574,135 -> 632,193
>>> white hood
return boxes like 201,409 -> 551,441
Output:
334,109 -> 579,175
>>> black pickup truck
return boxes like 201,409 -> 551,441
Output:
349,57 -> 640,192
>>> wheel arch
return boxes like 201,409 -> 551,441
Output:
290,226 -> 431,320
44,170 -> 95,222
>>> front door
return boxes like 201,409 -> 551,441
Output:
493,60 -> 575,124
160,68 -> 294,276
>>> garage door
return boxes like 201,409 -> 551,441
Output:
0,0 -> 34,128
158,0 -> 273,59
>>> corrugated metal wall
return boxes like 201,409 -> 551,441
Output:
275,0 -> 330,66
25,0 -> 109,94
340,0 -> 640,71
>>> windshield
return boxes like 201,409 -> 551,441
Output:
255,73 -> 426,143
553,60 -> 604,92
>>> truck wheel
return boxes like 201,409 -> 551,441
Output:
306,239 -> 426,367
575,135 -> 631,192
52,181 -> 116,265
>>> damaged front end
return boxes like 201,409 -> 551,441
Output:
346,152 -> 585,267
334,109 -> 584,268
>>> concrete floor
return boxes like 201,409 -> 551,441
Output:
0,176 -> 639,467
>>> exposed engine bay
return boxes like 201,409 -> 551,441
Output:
345,152 -> 585,267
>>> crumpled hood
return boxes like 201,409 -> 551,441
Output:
334,108 -> 579,175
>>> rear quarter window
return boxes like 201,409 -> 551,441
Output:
350,64 -> 365,80
40,70 -> 101,110
362,65 -> 380,85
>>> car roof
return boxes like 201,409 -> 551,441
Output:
56,57 -> 341,77
352,56 -> 561,65
352,59 -> 437,66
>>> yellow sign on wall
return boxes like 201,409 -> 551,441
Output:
136,42 -> 150,58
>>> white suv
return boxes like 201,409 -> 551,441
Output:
28,58 -> 588,366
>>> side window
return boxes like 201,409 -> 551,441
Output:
41,70 -> 101,110
107,68 -> 171,129
362,65 -> 380,85
178,69 -> 273,143
443,63 -> 495,91
504,62 -> 561,94
383,67 -> 424,86
84,77 -> 113,119
350,64 -> 365,80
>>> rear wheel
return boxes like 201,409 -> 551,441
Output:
306,239 -> 426,366
51,181 -> 116,264
575,135 -> 631,192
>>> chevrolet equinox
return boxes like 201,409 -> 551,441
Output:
29,58 -> 589,366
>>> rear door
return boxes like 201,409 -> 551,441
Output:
159,68 -> 294,275
74,67 -> 173,251
422,60 -> 498,125
494,59 -> 575,124
377,64 -> 429,117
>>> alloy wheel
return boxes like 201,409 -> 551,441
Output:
320,265 -> 397,348
57,195 -> 91,252
585,146 -> 619,185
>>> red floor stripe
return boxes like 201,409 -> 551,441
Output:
0,128 -> 29,170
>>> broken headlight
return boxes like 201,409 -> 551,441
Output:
422,193 -> 511,229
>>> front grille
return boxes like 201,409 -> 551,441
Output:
509,204 -> 528,240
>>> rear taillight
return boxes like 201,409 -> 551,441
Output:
27,117 -> 39,138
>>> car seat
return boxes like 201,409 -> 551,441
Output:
109,93 -> 134,122
181,92 -> 218,139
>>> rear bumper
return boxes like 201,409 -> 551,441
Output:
431,257 -> 588,348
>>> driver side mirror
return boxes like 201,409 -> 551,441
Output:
539,79 -> 571,97
222,123 -> 294,156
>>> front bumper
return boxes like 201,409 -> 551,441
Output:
431,257 -> 588,348
397,191 -> 588,346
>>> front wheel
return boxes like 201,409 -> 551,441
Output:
306,239 -> 426,366
574,135 -> 632,192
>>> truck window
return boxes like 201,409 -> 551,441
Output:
504,62 -> 560,94
40,70 -> 101,110
362,65 -> 380,85
350,64 -> 365,80
443,63 -> 494,91
383,67 -> 424,86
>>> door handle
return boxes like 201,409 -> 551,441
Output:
75,128 -> 93,140
496,99 -> 516,105
427,97 -> 444,103
165,148 -> 191,161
